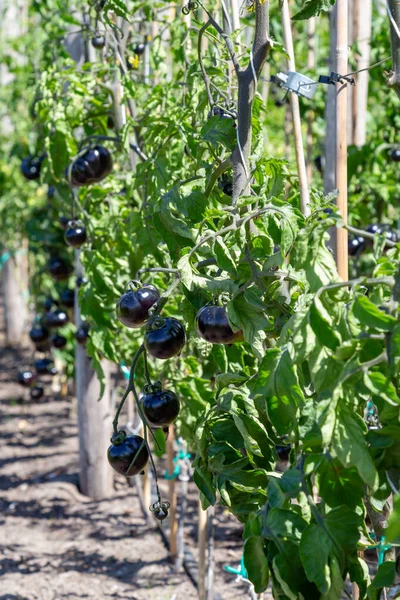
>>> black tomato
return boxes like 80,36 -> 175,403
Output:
208,105 -> 237,120
107,114 -> 115,129
47,186 -> 55,199
218,174 -> 233,197
67,145 -> 113,187
44,297 -> 55,312
29,324 -> 50,344
18,370 -> 36,388
52,334 -> 67,349
134,43 -> 146,55
35,358 -> 54,375
65,222 -> 87,248
366,223 -> 398,243
391,149 -> 400,162
142,383 -> 180,427
107,431 -> 149,476
348,236 -> 366,257
92,34 -> 106,49
76,276 -> 88,288
116,285 -> 160,328
30,386 -> 44,401
276,444 -> 291,462
48,257 -> 72,281
196,305 -> 242,345
60,289 -> 75,308
59,215 -> 71,230
314,155 -> 325,174
150,501 -> 170,522
20,156 -> 43,181
44,308 -> 69,329
366,223 -> 381,235
144,317 -> 186,360
76,323 -> 90,345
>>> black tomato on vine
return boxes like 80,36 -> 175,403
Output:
366,223 -> 398,243
44,308 -> 69,329
218,174 -> 233,197
92,34 -> 106,49
60,289 -> 75,308
208,105 -> 237,121
348,235 -> 366,257
29,324 -> 50,344
67,145 -> 113,187
76,323 -> 90,345
30,386 -> 44,401
107,114 -> 115,129
48,257 -> 72,281
76,276 -> 88,288
18,370 -> 36,388
144,317 -> 186,360
150,501 -> 170,522
116,285 -> 160,328
65,222 -> 87,248
20,156 -> 44,181
47,186 -> 55,199
391,149 -> 400,162
44,297 -> 55,312
35,358 -> 55,375
196,306 -> 242,345
52,333 -> 67,349
107,431 -> 149,476
276,444 -> 291,462
141,384 -> 180,428
133,43 -> 145,55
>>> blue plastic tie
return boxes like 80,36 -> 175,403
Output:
224,556 -> 248,579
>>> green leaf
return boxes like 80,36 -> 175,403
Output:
227,296 -> 270,360
309,298 -> 341,351
370,561 -> 396,588
299,524 -> 331,594
152,428 -> 166,458
293,0 -> 336,20
266,508 -> 308,541
332,407 -> 379,489
353,296 -> 397,331
193,466 -> 216,509
364,371 -> 400,405
215,372 -> 248,393
213,236 -> 238,277
386,495 -> 400,544
322,555 -> 344,600
201,116 -> 236,150
243,536 -> 269,594
250,348 -> 303,434
310,454 -> 365,509
325,505 -> 363,548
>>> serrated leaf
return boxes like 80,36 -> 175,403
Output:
299,524 -> 331,594
293,0 -> 336,20
243,537 -> 269,594
309,297 -> 341,351
353,296 -> 397,331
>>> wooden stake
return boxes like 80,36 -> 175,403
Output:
353,0 -> 372,147
281,0 -> 310,217
306,17 -> 316,185
335,0 -> 349,281
206,507 -> 215,600
167,425 -> 178,561
198,500 -> 208,600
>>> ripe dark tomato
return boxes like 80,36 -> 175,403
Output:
218,175 -> 233,197
44,297 -> 55,312
76,276 -> 88,288
134,43 -> 146,55
150,501 -> 170,522
196,305 -> 242,345
391,149 -> 400,162
366,223 -> 381,235
29,324 -> 50,344
59,215 -> 71,230
107,431 -> 149,476
116,285 -> 160,328
67,145 -> 113,187
107,114 -> 115,129
44,309 -> 69,329
144,317 -> 186,360
208,105 -> 237,120
20,156 -> 43,181
30,386 -> 44,401
65,222 -> 87,248
48,257 -> 72,281
47,186 -> 55,199
142,383 -> 180,427
76,323 -> 90,345
52,334 -> 67,349
314,155 -> 325,174
18,370 -> 36,388
60,289 -> 75,308
274,98 -> 286,108
348,236 -> 366,257
366,223 -> 398,243
35,358 -> 54,375
92,34 -> 106,49
276,444 -> 291,462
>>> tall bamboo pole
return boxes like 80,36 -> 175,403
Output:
167,425 -> 178,563
335,0 -> 349,281
306,17 -> 316,184
281,0 -> 310,217
198,501 -> 208,600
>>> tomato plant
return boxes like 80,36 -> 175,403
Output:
1,0 -> 400,598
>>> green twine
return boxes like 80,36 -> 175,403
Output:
369,533 -> 391,565
224,556 -> 248,579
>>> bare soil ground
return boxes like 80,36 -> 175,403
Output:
0,329 -> 264,600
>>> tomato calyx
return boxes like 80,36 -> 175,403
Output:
143,381 -> 163,395
110,430 -> 127,446
146,315 -> 165,332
